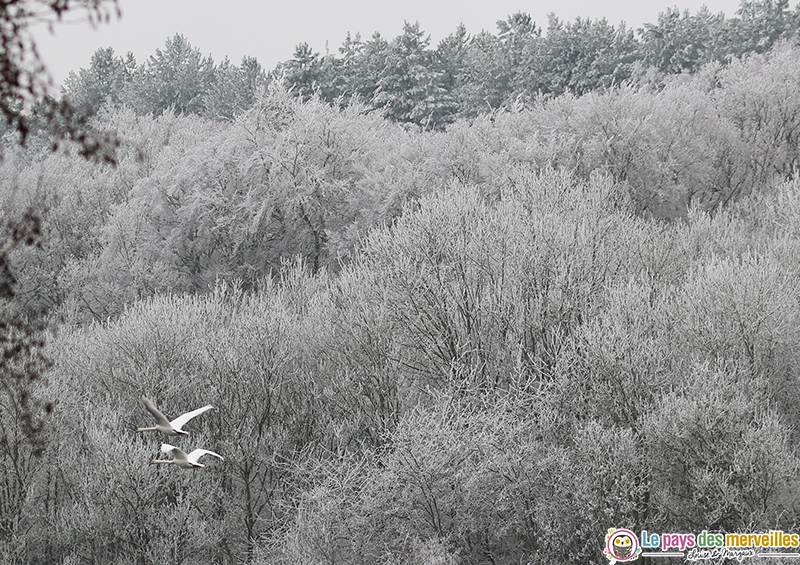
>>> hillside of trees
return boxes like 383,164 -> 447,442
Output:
2,1 -> 800,564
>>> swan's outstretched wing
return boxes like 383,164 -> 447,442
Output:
170,404 -> 214,430
142,397 -> 172,428
186,449 -> 224,465
161,444 -> 190,463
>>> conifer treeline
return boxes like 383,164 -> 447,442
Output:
61,1 -> 800,127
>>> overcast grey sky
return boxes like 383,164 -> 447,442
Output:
32,0 -> 745,87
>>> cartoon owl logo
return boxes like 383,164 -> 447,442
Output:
604,528 -> 641,563
613,533 -> 633,559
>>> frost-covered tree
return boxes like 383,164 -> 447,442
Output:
129,34 -> 216,116
62,47 -> 135,117
374,21 -> 455,127
281,42 -> 324,101
204,56 -> 267,120
640,7 -> 727,74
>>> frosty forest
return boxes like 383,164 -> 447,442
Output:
3,0 -> 800,563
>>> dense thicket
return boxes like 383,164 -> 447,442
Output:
3,2 -> 800,564
5,170 -> 800,563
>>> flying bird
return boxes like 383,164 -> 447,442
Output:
150,443 -> 224,469
136,396 -> 213,436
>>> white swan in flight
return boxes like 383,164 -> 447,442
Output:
136,396 -> 214,436
150,443 -> 224,469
